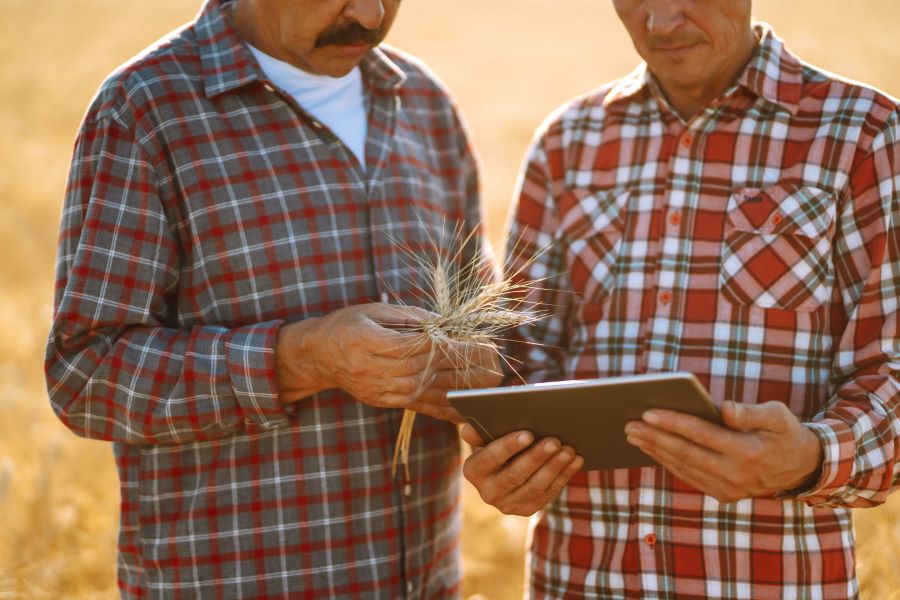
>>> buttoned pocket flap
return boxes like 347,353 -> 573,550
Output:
727,185 -> 835,238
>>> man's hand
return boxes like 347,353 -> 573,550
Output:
275,303 -> 503,423
625,400 -> 824,502
460,424 -> 584,516
410,341 -> 503,422
276,303 -> 440,408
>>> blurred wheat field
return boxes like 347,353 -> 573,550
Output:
1,0 -> 898,598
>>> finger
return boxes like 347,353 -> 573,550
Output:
368,372 -> 435,406
542,451 -> 585,498
386,351 -> 442,378
430,365 -> 502,390
639,409 -> 741,455
495,438 -> 564,493
462,430 -> 535,478
637,443 -> 723,495
625,422 -> 725,473
415,386 -> 449,407
504,445 -> 579,503
441,339 -> 500,370
368,330 -> 434,359
406,401 -> 464,424
722,400 -> 794,433
460,423 -> 488,447
367,302 -> 437,325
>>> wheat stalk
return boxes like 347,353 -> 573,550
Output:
383,220 -> 549,492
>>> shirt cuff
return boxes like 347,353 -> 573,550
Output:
225,320 -> 291,431
779,419 -> 858,507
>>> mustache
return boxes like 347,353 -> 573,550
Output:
647,33 -> 705,50
315,22 -> 385,47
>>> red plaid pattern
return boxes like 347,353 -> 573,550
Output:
45,1 -> 484,597
507,24 -> 899,599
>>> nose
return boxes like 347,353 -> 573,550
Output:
343,0 -> 385,30
645,0 -> 685,37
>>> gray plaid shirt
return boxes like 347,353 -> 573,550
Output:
46,1 -> 484,597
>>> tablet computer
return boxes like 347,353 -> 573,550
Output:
447,372 -> 721,470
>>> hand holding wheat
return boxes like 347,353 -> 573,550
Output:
275,303 -> 452,415
383,223 -> 549,488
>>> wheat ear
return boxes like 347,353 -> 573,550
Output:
386,222 -> 549,491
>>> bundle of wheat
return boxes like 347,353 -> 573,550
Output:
383,223 -> 548,488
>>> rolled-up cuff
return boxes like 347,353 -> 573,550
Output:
225,320 -> 291,430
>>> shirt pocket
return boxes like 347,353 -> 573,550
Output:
558,187 -> 629,309
720,184 -> 836,311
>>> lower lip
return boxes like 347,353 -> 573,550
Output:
655,43 -> 699,55
333,44 -> 370,57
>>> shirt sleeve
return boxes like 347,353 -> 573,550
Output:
503,126 -> 572,384
789,109 -> 900,508
45,112 -> 291,445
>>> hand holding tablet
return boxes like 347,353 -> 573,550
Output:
448,372 -> 721,470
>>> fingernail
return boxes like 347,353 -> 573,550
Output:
643,411 -> 660,424
625,423 -> 640,435
556,449 -> 572,462
517,432 -> 532,446
543,440 -> 559,454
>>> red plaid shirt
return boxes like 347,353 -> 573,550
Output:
508,24 -> 899,599
45,1 -> 484,597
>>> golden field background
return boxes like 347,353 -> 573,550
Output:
1,0 -> 899,598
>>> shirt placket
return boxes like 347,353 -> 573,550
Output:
259,76 -> 417,598
363,86 -> 423,600
645,115 -> 705,374
638,109 -> 711,590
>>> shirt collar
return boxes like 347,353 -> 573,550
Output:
603,22 -> 803,116
195,0 -> 406,99
737,22 -> 803,115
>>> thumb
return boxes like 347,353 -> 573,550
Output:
722,401 -> 789,433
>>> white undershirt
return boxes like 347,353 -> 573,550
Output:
248,44 -> 368,171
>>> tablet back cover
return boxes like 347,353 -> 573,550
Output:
449,374 -> 721,470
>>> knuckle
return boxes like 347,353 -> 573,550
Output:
401,377 -> 420,395
522,479 -> 546,498
501,463 -> 529,488
496,501 -> 523,517
480,488 -> 500,506
462,459 -> 477,482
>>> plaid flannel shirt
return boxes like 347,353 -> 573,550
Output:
507,24 -> 899,599
45,1 -> 485,597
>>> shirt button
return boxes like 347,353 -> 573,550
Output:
668,211 -> 682,226
406,581 -> 414,594
659,290 -> 672,305
772,212 -> 784,225
644,533 -> 657,546
263,83 -> 275,93
680,132 -> 693,148
311,121 -> 323,130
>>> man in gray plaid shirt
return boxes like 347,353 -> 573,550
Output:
46,0 -> 499,597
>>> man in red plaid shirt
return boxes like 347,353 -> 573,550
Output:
463,1 -> 899,598
45,0 -> 499,597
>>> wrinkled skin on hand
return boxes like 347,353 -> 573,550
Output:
276,303 -> 502,422
625,400 -> 824,502
460,425 -> 584,516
